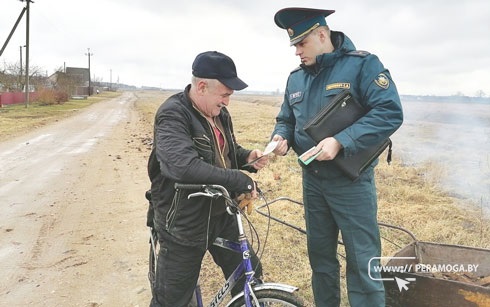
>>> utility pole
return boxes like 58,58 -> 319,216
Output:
19,44 -> 26,83
20,0 -> 34,107
19,45 -> 24,80
85,48 -> 93,96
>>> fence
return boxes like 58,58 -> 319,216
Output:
0,91 -> 39,107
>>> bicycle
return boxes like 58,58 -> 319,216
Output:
147,183 -> 305,307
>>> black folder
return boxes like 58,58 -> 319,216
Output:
303,90 -> 391,180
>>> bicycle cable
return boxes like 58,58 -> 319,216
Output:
255,190 -> 271,262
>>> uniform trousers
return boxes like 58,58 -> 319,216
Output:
302,168 -> 385,307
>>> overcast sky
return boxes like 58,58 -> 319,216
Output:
1,0 -> 489,96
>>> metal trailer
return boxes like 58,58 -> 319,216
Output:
255,197 -> 490,307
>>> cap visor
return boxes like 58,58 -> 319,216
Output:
290,34 -> 308,46
220,77 -> 248,91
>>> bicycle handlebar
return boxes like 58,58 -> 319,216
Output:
174,183 -> 233,204
174,183 -> 209,191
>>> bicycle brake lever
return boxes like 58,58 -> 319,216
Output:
188,191 -> 223,199
204,188 -> 223,199
187,192 -> 211,199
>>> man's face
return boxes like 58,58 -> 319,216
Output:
201,81 -> 233,118
294,31 -> 326,66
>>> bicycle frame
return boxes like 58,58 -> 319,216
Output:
177,184 -> 260,306
148,184 -> 300,307
203,224 -> 257,307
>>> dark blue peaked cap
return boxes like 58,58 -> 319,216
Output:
274,7 -> 335,45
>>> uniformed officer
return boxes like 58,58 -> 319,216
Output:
270,7 -> 403,307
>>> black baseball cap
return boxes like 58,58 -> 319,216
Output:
192,51 -> 248,91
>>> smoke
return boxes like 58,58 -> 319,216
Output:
391,98 -> 490,215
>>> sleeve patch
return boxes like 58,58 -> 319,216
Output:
374,73 -> 390,89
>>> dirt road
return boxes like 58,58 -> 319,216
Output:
0,92 -> 152,306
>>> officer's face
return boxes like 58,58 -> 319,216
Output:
294,29 -> 331,66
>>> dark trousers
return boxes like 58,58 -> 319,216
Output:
303,169 -> 385,307
150,213 -> 262,307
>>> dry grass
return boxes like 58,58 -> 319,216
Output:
134,90 -> 490,306
3,89 -> 488,306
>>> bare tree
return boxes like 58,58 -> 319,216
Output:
0,60 -> 45,91
475,90 -> 486,98
0,61 -> 21,91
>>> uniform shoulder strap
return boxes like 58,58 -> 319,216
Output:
290,66 -> 301,74
347,50 -> 371,57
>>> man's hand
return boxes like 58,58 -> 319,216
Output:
316,137 -> 343,161
246,149 -> 269,170
272,135 -> 288,156
237,193 -> 254,215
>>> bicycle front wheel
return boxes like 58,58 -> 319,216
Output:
229,288 -> 304,307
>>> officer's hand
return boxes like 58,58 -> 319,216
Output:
237,193 -> 254,215
272,135 -> 288,156
316,137 -> 343,161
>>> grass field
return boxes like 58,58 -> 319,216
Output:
134,90 -> 490,306
2,89 -> 488,306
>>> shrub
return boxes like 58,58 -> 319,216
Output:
35,88 -> 69,105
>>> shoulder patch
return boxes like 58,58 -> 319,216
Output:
347,50 -> 370,57
374,73 -> 390,89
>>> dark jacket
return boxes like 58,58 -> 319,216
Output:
148,85 -> 255,248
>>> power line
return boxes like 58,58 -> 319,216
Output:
0,7 -> 26,57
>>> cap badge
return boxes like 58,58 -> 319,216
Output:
287,28 -> 294,37
375,73 -> 390,89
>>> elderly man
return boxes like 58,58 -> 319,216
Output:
148,51 -> 266,306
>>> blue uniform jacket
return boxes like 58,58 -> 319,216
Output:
273,31 -> 403,179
